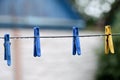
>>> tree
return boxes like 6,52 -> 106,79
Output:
95,0 -> 120,80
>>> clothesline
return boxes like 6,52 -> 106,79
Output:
2,25 -> 117,66
0,33 -> 120,39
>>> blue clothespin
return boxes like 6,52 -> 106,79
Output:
72,27 -> 81,55
4,34 -> 11,66
34,27 -> 41,57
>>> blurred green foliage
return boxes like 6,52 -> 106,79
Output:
112,10 -> 120,31
95,4 -> 120,80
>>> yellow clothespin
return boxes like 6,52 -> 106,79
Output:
105,25 -> 114,54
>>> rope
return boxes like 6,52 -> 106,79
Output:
0,33 -> 120,39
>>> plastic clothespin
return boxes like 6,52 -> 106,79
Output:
4,34 -> 11,66
34,27 -> 41,57
105,25 -> 114,54
72,27 -> 81,55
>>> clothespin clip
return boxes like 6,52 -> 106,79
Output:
105,25 -> 114,54
34,27 -> 41,57
4,34 -> 11,66
72,27 -> 81,55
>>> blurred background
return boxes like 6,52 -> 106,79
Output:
0,0 -> 120,80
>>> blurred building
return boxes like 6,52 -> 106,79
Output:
0,0 -> 85,29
